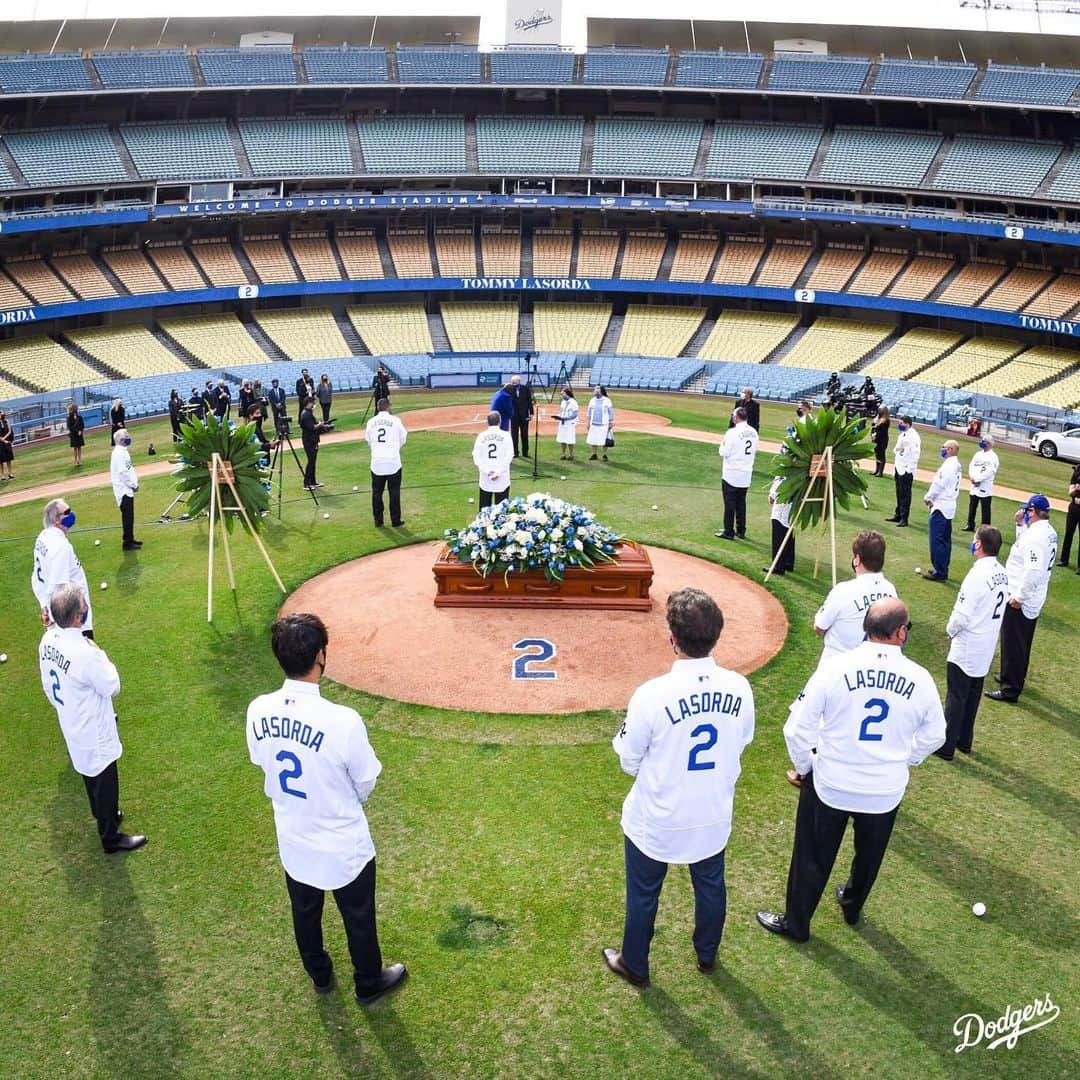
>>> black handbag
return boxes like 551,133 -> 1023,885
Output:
605,431 -> 616,448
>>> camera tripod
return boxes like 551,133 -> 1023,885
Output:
269,427 -> 319,517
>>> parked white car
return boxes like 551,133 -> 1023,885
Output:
1031,428 -> 1080,463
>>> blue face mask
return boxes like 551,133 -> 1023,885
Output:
978,440 -> 988,450
970,541 -> 978,555
897,423 -> 906,432
1022,510 -> 1031,525
79,606 -> 88,627
940,448 -> 948,459
59,509 -> 76,529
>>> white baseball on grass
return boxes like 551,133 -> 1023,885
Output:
914,567 -> 922,574
352,485 -> 359,492
651,504 -> 659,511
100,581 -> 108,590
323,513 -> 330,520
972,902 -> 986,917
94,539 -> 101,546
560,475 -> 566,481
468,497 -> 474,504
0,653 -> 7,663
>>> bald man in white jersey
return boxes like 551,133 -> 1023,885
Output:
247,613 -> 407,1004
759,599 -> 944,941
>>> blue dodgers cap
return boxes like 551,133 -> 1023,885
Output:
1023,493 -> 1051,512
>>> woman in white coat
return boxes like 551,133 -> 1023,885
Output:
555,387 -> 579,461
586,385 -> 614,462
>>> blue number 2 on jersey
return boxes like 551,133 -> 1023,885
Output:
49,668 -> 64,706
276,750 -> 307,799
687,723 -> 718,770
858,698 -> 889,741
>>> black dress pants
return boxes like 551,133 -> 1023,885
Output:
965,494 -> 992,530
372,469 -> 403,525
722,480 -> 748,537
510,415 -> 530,456
894,472 -> 914,523
479,487 -> 509,509
119,494 -> 135,544
285,858 -> 382,993
303,445 -> 318,487
82,759 -> 121,849
941,661 -> 984,757
784,771 -> 899,941
998,605 -> 1037,700
771,517 -> 795,571
1061,503 -> 1080,567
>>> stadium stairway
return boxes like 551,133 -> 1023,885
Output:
232,245 -> 260,284
333,311 -> 370,355
657,235 -> 678,282
579,119 -> 595,173
1036,147 -> 1076,197
428,310 -> 451,352
568,234 -> 580,278
794,249 -> 822,289
465,120 -> 480,174
241,317 -> 288,362
0,142 -> 26,186
684,370 -> 709,393
765,323 -> 808,364
152,326 -> 205,369
520,232 -> 534,276
611,234 -> 628,279
806,130 -> 834,180
325,235 -> 350,279
473,230 -> 485,276
518,311 -> 535,352
376,234 -> 396,278
850,331 -> 903,371
922,136 -> 955,188
186,51 -> 205,86
926,260 -> 964,301
964,66 -> 988,100
108,130 -> 138,178
692,123 -> 713,175
598,315 -> 623,354
346,122 -> 366,173
226,123 -> 254,176
61,338 -> 123,382
682,316 -> 715,357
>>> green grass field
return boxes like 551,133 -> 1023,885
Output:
0,390 -> 1076,1079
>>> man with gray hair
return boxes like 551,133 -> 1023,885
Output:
472,411 -> 514,509
38,584 -> 147,853
923,439 -> 962,581
963,433 -> 1000,532
110,427 -> 141,551
729,387 -> 760,432
32,497 -> 94,637
758,598 -> 944,941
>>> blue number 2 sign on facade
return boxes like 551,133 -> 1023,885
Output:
512,638 -> 558,680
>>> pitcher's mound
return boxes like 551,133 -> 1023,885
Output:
283,544 -> 787,715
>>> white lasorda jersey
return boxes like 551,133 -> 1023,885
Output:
247,680 -> 382,890
38,625 -> 121,776
769,476 -> 791,528
31,526 -> 93,631
472,427 -> 514,492
1005,518 -> 1058,619
110,443 -> 138,506
926,456 -> 962,519
893,427 -> 921,475
785,641 -> 945,814
967,449 -> 1000,497
814,572 -> 898,661
719,422 -> 758,488
365,412 -> 408,476
947,556 -> 1010,678
614,656 -> 754,864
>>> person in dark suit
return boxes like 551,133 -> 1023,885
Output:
508,374 -> 534,457
1061,462 -> 1080,574
491,384 -> 513,434
238,380 -> 255,420
871,406 -> 890,478
372,365 -> 391,404
168,390 -> 184,441
67,403 -> 86,466
296,369 -> 315,425
109,398 -> 126,440
188,387 -> 205,420
214,380 -> 231,420
729,388 -> 760,432
300,398 -> 330,489
203,380 -> 218,418
268,378 -> 287,425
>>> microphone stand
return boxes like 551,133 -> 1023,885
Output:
529,364 -> 540,480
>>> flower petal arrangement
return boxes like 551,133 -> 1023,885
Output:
172,413 -> 271,530
444,492 -> 622,582
772,407 -> 872,530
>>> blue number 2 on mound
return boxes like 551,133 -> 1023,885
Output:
512,638 -> 557,680
276,750 -> 307,799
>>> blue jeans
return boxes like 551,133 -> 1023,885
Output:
621,835 -> 727,978
929,510 -> 952,578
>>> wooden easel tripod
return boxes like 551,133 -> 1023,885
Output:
764,447 -> 840,587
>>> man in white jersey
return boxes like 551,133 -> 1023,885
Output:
923,439 -> 961,581
986,494 -> 1058,704
758,599 -> 944,941
364,398 -> 408,527
936,526 -> 1008,759
715,406 -> 759,541
813,531 -> 897,666
472,411 -> 514,509
38,584 -> 147,853
603,589 -> 754,986
963,434 -> 1000,532
886,415 -> 921,528
32,497 -> 94,637
247,613 -> 406,1004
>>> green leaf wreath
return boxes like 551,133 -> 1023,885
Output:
172,414 -> 271,530
772,408 -> 873,529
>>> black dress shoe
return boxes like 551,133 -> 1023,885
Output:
984,690 -> 1018,704
884,516 -> 900,523
896,521 -> 908,527
756,911 -> 804,940
923,572 -> 947,581
835,884 -> 859,925
355,963 -> 407,1005
933,748 -> 955,761
122,542 -> 142,551
714,531 -> 735,540
313,973 -> 335,995
696,955 -> 716,973
104,833 -> 147,853
602,948 -> 649,987
391,520 -> 405,527
961,526 -> 975,532
763,567 -> 785,575
957,745 -> 972,755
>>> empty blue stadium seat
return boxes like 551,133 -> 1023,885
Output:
0,156 -> 15,189
93,50 -> 195,88
238,118 -> 352,177
0,53 -> 93,94
121,120 -> 239,181
197,48 -> 297,86
871,59 -> 976,100
593,118 -> 702,177
976,64 -> 1080,106
583,47 -> 668,86
490,49 -> 574,84
706,123 -> 821,180
933,135 -> 1061,197
477,116 -> 582,174
769,54 -> 870,94
4,126 -> 128,187
396,46 -> 481,83
820,127 -> 943,188
674,51 -> 763,89
356,116 -> 467,174
301,46 -> 389,83
1048,151 -> 1080,203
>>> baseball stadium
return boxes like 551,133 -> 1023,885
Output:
0,0 -> 1077,1075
